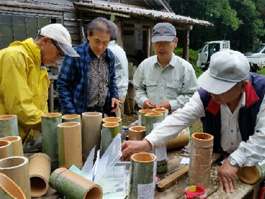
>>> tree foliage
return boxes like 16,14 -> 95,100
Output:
167,0 -> 265,52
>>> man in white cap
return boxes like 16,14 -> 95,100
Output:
0,23 -> 79,144
133,22 -> 198,112
122,49 -> 265,193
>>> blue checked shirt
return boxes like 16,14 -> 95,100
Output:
57,41 -> 119,115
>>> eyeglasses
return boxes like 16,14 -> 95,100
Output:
51,39 -> 65,57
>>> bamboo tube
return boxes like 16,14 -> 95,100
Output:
49,167 -> 103,199
152,107 -> 168,119
0,140 -> 12,160
145,112 -> 167,174
128,126 -> 146,140
0,173 -> 26,199
41,113 -> 62,171
82,112 -> 102,161
138,109 -> 153,126
0,136 -> 23,156
0,156 -> 31,199
29,153 -> 51,197
166,129 -> 189,150
57,122 -> 82,168
0,115 -> 19,137
62,114 -> 81,123
129,152 -> 157,199
101,122 -> 119,156
189,132 -> 214,188
102,117 -> 122,134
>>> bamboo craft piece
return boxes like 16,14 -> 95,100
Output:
49,167 -> 103,199
0,156 -> 31,199
166,129 -> 189,150
129,126 -> 146,140
130,152 -> 157,199
62,114 -> 81,123
29,153 -> 51,197
0,140 -> 11,160
0,115 -> 19,137
0,173 -> 26,199
101,122 -> 119,156
145,112 -> 167,174
41,113 -> 62,171
82,112 -> 102,161
57,122 -> 82,168
152,107 -> 168,119
0,136 -> 23,156
138,109 -> 153,126
189,132 -> 214,189
102,117 -> 122,134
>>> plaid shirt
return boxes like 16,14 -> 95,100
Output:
57,41 -> 119,115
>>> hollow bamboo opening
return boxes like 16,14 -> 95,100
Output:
131,152 -> 157,163
1,136 -> 20,142
0,156 -> 28,169
152,107 -> 167,112
0,173 -> 26,199
58,122 -> 80,128
42,113 -> 62,118
62,114 -> 80,120
145,112 -> 163,117
84,187 -> 103,199
102,117 -> 121,123
0,115 -> 17,120
30,176 -> 47,197
82,112 -> 102,117
192,133 -> 213,140
0,140 -> 10,147
138,109 -> 153,114
237,166 -> 259,184
129,126 -> 146,132
102,122 -> 119,128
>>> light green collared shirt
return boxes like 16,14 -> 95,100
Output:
133,53 -> 199,112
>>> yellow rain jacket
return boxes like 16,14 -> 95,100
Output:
0,38 -> 50,143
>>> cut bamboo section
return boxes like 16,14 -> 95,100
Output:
41,113 -> 62,171
62,114 -> 81,123
130,152 -> 157,199
166,130 -> 189,150
0,136 -> 23,156
0,156 -> 31,199
145,112 -> 163,135
128,126 -> 146,140
102,117 -> 122,134
152,107 -> 168,119
0,140 -> 11,160
0,173 -> 26,199
57,122 -> 82,168
138,109 -> 153,126
29,153 -> 51,197
101,122 -> 119,156
82,112 -> 102,161
0,115 -> 19,137
49,167 -> 103,199
189,133 -> 214,189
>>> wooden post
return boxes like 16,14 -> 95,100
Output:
49,167 -> 103,199
130,152 -> 157,199
0,115 -> 19,137
29,153 -> 51,197
189,132 -> 214,188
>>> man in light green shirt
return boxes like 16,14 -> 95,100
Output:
133,22 -> 198,112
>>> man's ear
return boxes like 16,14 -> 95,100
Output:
241,80 -> 249,92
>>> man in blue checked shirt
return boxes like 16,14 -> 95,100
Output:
57,17 -> 119,116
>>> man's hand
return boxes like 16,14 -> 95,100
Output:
157,101 -> 171,111
111,98 -> 119,112
143,100 -> 156,109
121,139 -> 152,161
218,159 -> 239,193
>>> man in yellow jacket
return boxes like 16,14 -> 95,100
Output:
0,24 -> 79,144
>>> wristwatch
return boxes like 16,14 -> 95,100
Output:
227,156 -> 239,167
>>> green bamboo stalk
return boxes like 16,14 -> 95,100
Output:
41,113 -> 62,171
138,109 -> 153,126
0,140 -> 12,159
0,115 -> 19,137
102,117 -> 122,134
152,107 -> 168,119
49,167 -> 103,199
144,112 -> 163,135
101,122 -> 119,156
129,152 -> 157,199
128,126 -> 146,140
62,114 -> 81,123
0,136 -> 23,156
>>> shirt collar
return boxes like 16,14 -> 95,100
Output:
155,53 -> 175,69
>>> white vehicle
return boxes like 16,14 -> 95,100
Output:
244,43 -> 265,71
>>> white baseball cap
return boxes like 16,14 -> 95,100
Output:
198,50 -> 250,94
39,24 -> 79,57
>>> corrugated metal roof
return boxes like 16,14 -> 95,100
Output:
74,0 -> 212,26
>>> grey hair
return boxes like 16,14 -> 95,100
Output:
87,17 -> 117,40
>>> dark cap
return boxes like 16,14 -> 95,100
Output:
152,22 -> 176,43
